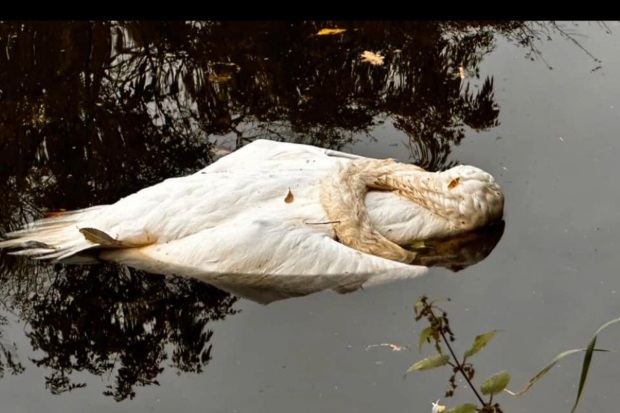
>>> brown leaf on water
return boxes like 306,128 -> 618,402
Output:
207,73 -> 233,83
317,28 -> 346,36
285,188 -> 294,203
360,51 -> 384,66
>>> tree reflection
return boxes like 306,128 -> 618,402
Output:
0,21 -> 510,212
0,21 -> 573,216
0,256 -> 237,401
0,314 -> 25,379
0,21 -> 597,400
29,267 -> 236,401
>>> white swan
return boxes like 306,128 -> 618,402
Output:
0,140 -> 504,285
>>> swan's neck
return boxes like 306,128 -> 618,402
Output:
372,167 -> 451,218
319,159 -> 420,263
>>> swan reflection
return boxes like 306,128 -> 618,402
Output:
200,220 -> 505,304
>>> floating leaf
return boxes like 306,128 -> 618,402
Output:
360,51 -> 384,66
445,403 -> 477,413
406,354 -> 449,373
207,73 -> 233,83
284,188 -> 294,203
464,330 -> 499,359
317,28 -> 346,36
505,347 -> 609,397
480,370 -> 511,395
418,326 -> 435,351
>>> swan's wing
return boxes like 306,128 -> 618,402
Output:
1,140 -> 350,259
101,215 -> 428,283
87,140 -> 352,242
204,139 -> 362,173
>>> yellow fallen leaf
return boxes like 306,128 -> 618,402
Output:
207,73 -> 233,83
360,51 -> 384,66
458,66 -> 466,79
317,28 -> 346,36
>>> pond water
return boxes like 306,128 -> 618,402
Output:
0,21 -> 619,413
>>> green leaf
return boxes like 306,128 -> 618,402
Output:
504,347 -> 609,396
570,316 -> 620,413
464,330 -> 499,359
445,403 -> 478,413
418,326 -> 435,352
480,370 -> 511,395
405,354 -> 450,373
570,337 -> 596,413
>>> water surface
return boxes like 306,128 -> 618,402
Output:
0,21 -> 619,413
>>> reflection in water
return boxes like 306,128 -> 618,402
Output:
205,221 -> 505,304
0,220 -> 504,399
30,271 -> 236,401
0,314 -> 25,379
0,21 -> 596,401
0,256 -> 237,401
411,220 -> 505,272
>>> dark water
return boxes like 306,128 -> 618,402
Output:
0,21 -> 618,412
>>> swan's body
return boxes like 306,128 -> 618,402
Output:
0,140 -> 504,284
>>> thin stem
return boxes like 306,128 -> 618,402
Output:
428,308 -> 487,406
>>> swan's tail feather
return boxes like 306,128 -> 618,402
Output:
0,206 -> 108,260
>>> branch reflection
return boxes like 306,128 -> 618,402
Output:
0,257 -> 237,401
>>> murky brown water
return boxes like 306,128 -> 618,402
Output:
1,21 -> 619,412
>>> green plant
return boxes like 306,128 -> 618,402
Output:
407,295 -> 619,413
408,295 -> 505,413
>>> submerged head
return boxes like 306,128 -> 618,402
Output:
440,164 -> 504,224
366,162 -> 505,244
